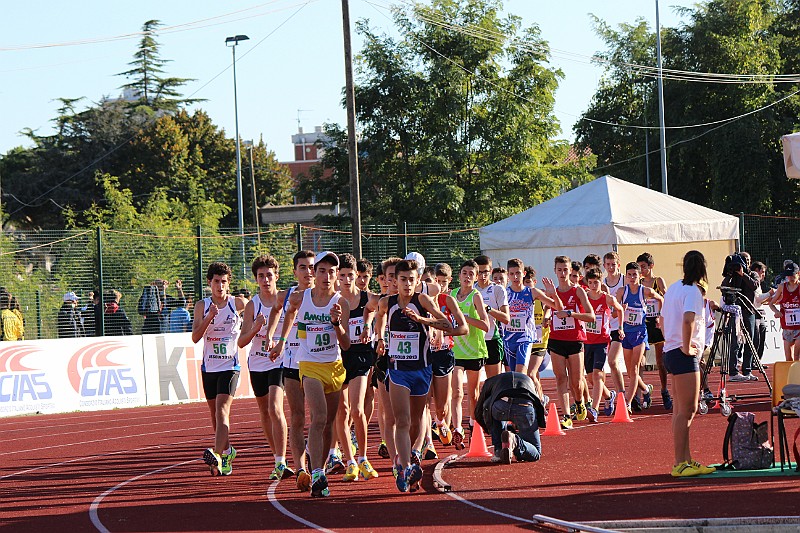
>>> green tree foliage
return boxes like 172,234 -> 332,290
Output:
576,0 -> 800,214
298,0 -> 595,225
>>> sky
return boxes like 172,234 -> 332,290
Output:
0,0 -> 699,163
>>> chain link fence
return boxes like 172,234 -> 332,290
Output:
739,213 -> 800,279
0,222 -> 480,340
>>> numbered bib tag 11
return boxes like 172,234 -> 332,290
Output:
306,323 -> 336,354
349,317 -> 365,344
389,331 -> 420,360
786,308 -> 800,327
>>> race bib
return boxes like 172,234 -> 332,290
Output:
274,316 -> 285,343
254,334 -> 271,356
210,338 -> 232,357
388,331 -> 420,360
645,298 -> 660,318
288,320 -> 300,348
586,313 -> 604,335
507,310 -> 527,333
349,317 -> 366,344
535,324 -> 543,340
786,308 -> 800,327
625,307 -> 646,326
306,323 -> 337,355
553,315 -> 576,331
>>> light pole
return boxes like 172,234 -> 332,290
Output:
225,34 -> 249,280
243,140 -> 261,248
655,0 -> 668,195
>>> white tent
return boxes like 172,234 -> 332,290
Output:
480,175 -> 738,300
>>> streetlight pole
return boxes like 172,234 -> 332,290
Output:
244,140 -> 262,248
341,0 -> 362,257
655,0 -> 668,195
225,34 -> 249,280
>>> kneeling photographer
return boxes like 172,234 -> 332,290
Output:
720,253 -> 759,381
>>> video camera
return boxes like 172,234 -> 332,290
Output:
717,285 -> 757,315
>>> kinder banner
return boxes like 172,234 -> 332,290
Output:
0,337 -> 146,416
141,333 -> 253,405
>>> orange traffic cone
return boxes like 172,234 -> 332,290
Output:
541,403 -> 566,436
466,423 -> 493,457
612,391 -> 634,423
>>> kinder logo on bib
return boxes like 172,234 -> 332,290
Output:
68,341 -> 138,397
0,345 -> 52,403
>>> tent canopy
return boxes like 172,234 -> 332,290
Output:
479,175 -> 738,249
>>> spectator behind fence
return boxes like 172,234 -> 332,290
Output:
104,290 -> 133,336
168,297 -> 193,333
9,296 -> 25,341
81,291 -> 103,337
139,279 -> 186,334
57,292 -> 84,338
1,293 -> 24,341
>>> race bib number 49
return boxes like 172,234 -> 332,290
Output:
307,323 -> 336,354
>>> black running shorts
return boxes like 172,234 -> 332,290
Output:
485,337 -> 505,366
250,367 -> 284,397
202,370 -> 240,400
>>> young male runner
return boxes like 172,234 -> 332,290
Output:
450,260 -> 490,449
492,267 -> 508,287
267,250 -> 315,491
356,258 -> 373,292
637,253 -> 671,409
193,262 -> 246,476
603,251 -> 626,414
616,262 -> 663,412
270,251 -> 351,498
374,259 -> 455,492
474,255 -> 510,378
769,262 -> 800,361
584,268 -> 625,420
334,253 -> 379,481
238,255 -> 292,480
544,256 -> 595,429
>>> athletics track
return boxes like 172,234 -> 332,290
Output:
2,370 -> 799,533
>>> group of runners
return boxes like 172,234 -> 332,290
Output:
191,247 -> 698,493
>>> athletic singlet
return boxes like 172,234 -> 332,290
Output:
476,282 -> 507,340
531,299 -> 549,350
504,286 -> 537,345
296,289 -> 342,364
643,278 -> 664,318
780,283 -> 800,330
431,292 -> 454,351
387,293 -> 430,370
344,291 -> 373,353
586,294 -> 612,344
248,293 -> 282,372
704,298 -> 716,348
621,285 -> 648,333
282,287 -> 301,370
201,296 -> 242,373
549,286 -> 587,342
451,288 -> 489,360
604,273 -> 624,331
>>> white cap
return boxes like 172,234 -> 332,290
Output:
63,291 -> 79,302
314,251 -> 339,267
404,252 -> 426,274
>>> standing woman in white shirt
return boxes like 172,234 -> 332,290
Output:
661,251 -> 716,478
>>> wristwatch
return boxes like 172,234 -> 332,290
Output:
566,310 -> 572,317
331,320 -> 341,327
485,305 -> 492,312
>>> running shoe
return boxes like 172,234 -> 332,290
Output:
542,394 -> 550,408
747,373 -> 759,381
439,425 -> 453,446
560,415 -> 573,430
575,402 -> 587,421
220,446 -> 236,476
270,462 -> 291,480
392,465 -> 399,479
671,461 -> 702,478
729,373 -> 749,382
631,396 -> 642,412
203,448 -> 222,476
343,462 -> 359,482
690,461 -> 716,475
500,430 -> 514,465
424,442 -> 438,460
350,429 -> 359,453
325,454 -> 345,475
395,466 -> 409,492
569,403 -> 577,420
411,449 -> 422,465
642,384 -> 654,409
587,406 -> 598,423
453,428 -> 466,450
311,471 -> 330,497
431,420 -> 441,442
661,389 -> 673,411
358,458 -> 379,480
407,464 -> 423,493
586,398 -> 594,409
604,390 -> 617,417
702,389 -> 714,402
296,469 -> 312,492
490,453 -> 504,463
378,441 -> 390,459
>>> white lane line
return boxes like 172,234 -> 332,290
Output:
267,480 -> 336,533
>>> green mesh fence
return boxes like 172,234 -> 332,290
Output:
740,214 -> 800,279
0,223 -> 480,339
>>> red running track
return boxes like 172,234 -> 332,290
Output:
1,370 -> 798,532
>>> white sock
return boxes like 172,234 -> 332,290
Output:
329,448 -> 336,456
347,460 -> 356,466
275,456 -> 285,464
358,456 -> 367,463
223,447 -> 231,456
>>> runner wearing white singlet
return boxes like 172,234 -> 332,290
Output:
603,251 -> 626,407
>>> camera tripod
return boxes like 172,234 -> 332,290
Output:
699,293 -> 772,416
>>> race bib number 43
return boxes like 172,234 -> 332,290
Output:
389,331 -> 421,360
